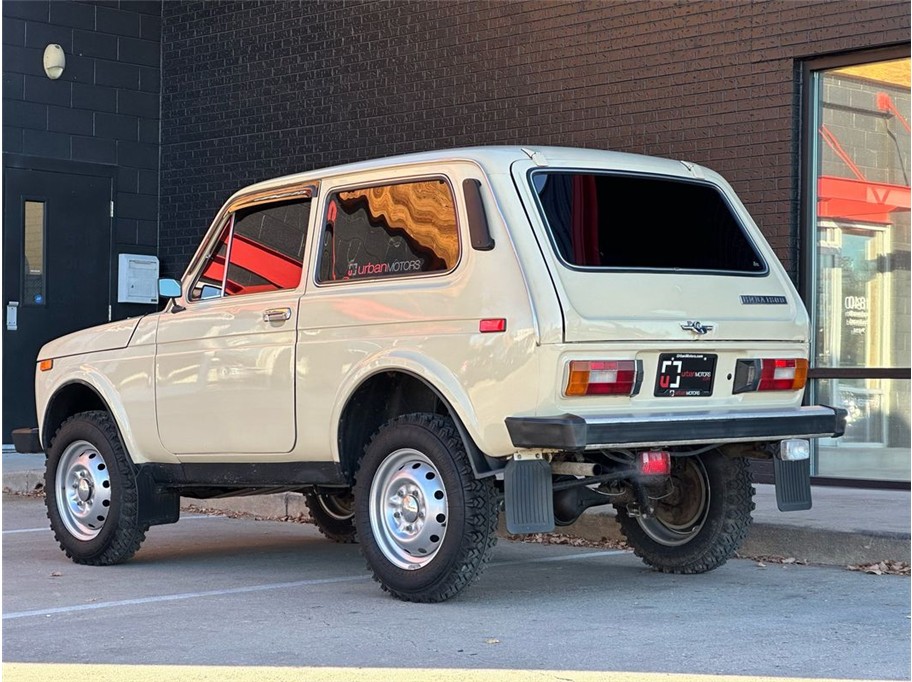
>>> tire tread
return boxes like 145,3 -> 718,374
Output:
616,454 -> 754,574
355,413 -> 499,603
46,411 -> 147,566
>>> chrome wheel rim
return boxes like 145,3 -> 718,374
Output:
636,457 -> 709,547
369,449 -> 448,570
55,440 -> 112,541
316,492 -> 354,521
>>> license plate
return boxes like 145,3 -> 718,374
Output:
654,353 -> 717,397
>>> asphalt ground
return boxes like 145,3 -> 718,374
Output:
3,494 -> 910,681
4,451 -> 910,569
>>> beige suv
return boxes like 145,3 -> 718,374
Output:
17,147 -> 845,602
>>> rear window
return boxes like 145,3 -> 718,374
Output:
531,172 -> 766,274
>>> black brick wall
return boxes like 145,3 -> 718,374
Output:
3,0 -> 162,320
159,0 -> 909,279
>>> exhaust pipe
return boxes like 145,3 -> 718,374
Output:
551,462 -> 603,477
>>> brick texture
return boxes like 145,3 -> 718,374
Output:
160,0 -> 909,278
2,0 -> 162,320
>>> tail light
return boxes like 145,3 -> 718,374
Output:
639,450 -> 671,476
733,358 -> 808,394
565,360 -> 642,396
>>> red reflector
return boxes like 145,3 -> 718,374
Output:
479,318 -> 506,333
758,358 -> 805,391
639,451 -> 671,476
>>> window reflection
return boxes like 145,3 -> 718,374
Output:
319,179 -> 459,282
811,57 -> 910,482
23,200 -> 45,305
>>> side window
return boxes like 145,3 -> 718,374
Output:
189,199 -> 311,301
317,179 -> 459,283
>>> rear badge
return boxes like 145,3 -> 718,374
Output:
741,295 -> 787,305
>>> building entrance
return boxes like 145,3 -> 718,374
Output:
2,162 -> 112,443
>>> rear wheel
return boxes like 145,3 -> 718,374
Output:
45,411 -> 147,565
354,413 -> 499,603
304,492 -> 357,543
616,451 -> 754,573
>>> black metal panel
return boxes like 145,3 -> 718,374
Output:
506,407 -> 847,450
142,461 -> 347,489
11,427 -> 41,453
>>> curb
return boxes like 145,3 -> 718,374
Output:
187,495 -> 912,566
5,473 -> 909,567
545,507 -> 911,566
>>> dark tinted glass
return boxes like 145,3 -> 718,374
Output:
533,173 -> 766,273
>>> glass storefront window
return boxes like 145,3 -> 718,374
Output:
809,56 -> 911,483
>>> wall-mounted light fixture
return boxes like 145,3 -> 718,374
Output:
43,44 -> 66,80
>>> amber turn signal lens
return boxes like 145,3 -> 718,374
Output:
565,360 -> 640,396
39,359 -> 53,372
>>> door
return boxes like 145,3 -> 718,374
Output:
2,167 -> 111,442
155,196 -> 312,455
816,222 -> 889,448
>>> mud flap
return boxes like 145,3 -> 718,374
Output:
504,458 -> 554,534
136,468 -> 180,526
774,457 -> 812,512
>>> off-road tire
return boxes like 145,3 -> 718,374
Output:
45,411 -> 147,565
616,451 -> 754,574
304,492 -> 357,543
354,413 -> 499,603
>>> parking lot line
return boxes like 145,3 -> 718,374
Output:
2,527 -> 48,534
2,547 -> 630,621
0,663 -> 891,682
492,549 -> 628,567
2,575 -> 370,621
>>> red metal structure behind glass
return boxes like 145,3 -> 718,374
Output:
818,92 -> 911,225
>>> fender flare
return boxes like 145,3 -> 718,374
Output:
42,372 -> 177,465
332,350 -> 505,479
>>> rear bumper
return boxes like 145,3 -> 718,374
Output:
505,405 -> 847,450
12,428 -> 42,454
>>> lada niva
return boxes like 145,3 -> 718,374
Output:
14,146 -> 845,602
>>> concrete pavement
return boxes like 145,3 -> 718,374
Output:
4,450 -> 909,567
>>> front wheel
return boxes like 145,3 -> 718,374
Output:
45,411 -> 147,565
354,413 -> 499,603
615,451 -> 754,574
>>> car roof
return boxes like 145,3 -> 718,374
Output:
228,146 -> 701,202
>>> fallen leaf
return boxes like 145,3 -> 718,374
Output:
50,571 -> 62,577
756,562 -> 767,568
782,557 -> 796,564
847,561 -> 910,576
484,638 -> 500,645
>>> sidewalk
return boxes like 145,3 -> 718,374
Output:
5,451 -> 909,567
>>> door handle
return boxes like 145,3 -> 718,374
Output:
263,307 -> 292,323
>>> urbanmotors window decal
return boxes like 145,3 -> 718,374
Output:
740,295 -> 788,305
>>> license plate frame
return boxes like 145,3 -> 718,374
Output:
654,353 -> 717,397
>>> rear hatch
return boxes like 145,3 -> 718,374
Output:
510,150 -> 809,345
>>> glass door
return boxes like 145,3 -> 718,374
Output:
806,55 -> 911,483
